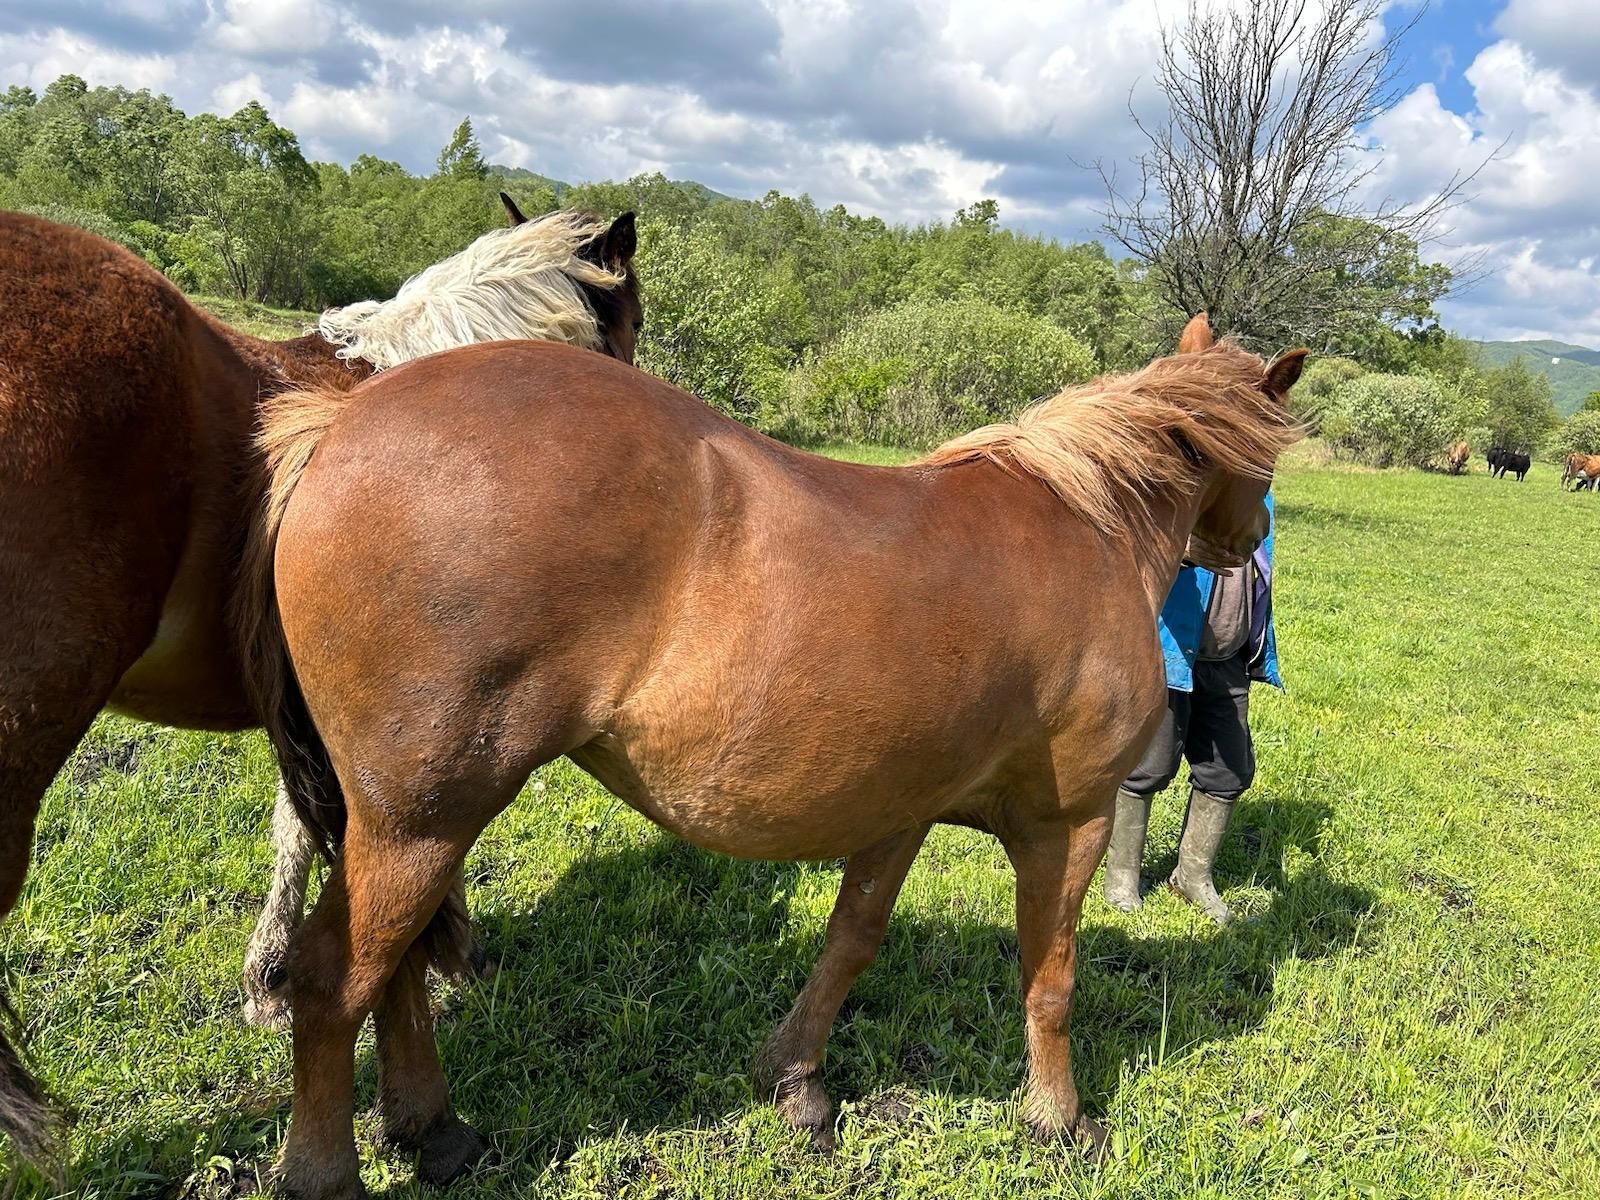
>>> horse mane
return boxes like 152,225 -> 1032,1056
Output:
920,340 -> 1301,538
315,210 -> 626,369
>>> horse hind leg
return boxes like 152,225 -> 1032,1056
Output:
0,566 -> 171,1169
0,702 -> 105,1171
243,781 -> 318,1030
753,823 -> 929,1148
244,785 -> 490,1032
273,739 -> 517,1200
371,933 -> 488,1184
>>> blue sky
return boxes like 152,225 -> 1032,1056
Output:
3,1 -> 1598,345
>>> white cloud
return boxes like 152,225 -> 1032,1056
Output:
0,27 -> 174,92
1495,0 -> 1600,90
211,72 -> 275,118
209,0 -> 340,56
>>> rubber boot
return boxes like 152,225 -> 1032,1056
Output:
1102,788 -> 1152,913
1169,789 -> 1235,925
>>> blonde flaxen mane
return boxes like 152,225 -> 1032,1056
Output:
921,340 -> 1302,539
316,210 -> 626,369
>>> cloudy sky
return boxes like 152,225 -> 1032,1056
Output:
3,0 -> 1597,345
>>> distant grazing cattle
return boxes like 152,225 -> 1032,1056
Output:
1491,449 -> 1531,481
1562,452 -> 1600,490
1446,440 -> 1470,474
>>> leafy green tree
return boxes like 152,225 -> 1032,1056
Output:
1481,358 -> 1559,452
436,118 -> 488,180
1580,391 -> 1600,413
1549,410 -> 1600,459
633,218 -> 797,421
169,102 -> 319,302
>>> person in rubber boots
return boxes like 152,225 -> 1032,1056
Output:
1103,492 -> 1282,925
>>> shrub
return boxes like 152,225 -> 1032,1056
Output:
11,201 -> 137,251
1322,373 -> 1453,468
633,219 -> 796,421
776,297 -> 1097,447
1294,356 -> 1365,430
1548,410 -> 1600,461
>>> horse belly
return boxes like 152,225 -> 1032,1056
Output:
106,531 -> 254,730
571,734 -> 942,861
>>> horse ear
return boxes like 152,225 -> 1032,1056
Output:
1263,348 -> 1309,396
500,191 -> 528,227
601,211 -> 637,268
1177,312 -> 1213,353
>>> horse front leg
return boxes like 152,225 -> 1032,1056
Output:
1001,807 -> 1113,1156
244,780 -> 314,1030
753,823 -> 930,1148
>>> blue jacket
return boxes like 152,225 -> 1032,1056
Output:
1158,492 -> 1282,692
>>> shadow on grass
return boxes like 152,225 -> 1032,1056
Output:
47,794 -> 1371,1197
417,790 -> 1373,1179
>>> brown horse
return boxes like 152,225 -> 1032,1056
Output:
243,314 -> 1304,1198
0,200 -> 639,1165
1447,440 -> 1470,474
1562,452 -> 1600,490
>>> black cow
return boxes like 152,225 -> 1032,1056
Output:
1490,448 -> 1531,481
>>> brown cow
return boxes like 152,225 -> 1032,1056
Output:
1562,452 -> 1600,490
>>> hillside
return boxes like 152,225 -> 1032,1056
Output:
489,164 -> 733,205
1473,339 -> 1600,415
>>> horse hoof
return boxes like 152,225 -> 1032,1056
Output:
243,988 -> 292,1032
416,1117 -> 491,1186
758,1065 -> 837,1153
1073,1114 -> 1109,1161
243,956 -> 293,1031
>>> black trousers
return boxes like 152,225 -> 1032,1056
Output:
1123,651 -> 1255,802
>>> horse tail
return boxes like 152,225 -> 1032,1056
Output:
234,386 -> 479,977
236,385 -> 351,859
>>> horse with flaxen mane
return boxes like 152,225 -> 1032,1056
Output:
0,197 -> 640,1168
240,314 -> 1305,1198
1562,452 -> 1600,490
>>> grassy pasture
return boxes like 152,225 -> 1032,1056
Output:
2,453 -> 1597,1199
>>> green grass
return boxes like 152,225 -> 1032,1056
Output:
191,295 -> 319,340
4,460 -> 1599,1198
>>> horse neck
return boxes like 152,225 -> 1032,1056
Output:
1127,482 -> 1212,619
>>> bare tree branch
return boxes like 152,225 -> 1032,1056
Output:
1101,0 -> 1493,352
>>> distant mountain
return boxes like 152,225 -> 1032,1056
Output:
1472,339 -> 1600,416
488,165 -> 571,197
488,165 -> 734,205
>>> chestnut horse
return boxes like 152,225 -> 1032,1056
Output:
1447,440 -> 1470,474
1562,452 -> 1600,490
243,314 -> 1304,1198
0,200 -> 639,1165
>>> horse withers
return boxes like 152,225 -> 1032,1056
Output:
244,313 -> 1306,1198
0,199 -> 640,1169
